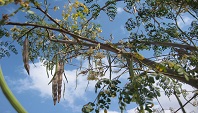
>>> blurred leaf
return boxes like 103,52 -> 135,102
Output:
27,10 -> 35,14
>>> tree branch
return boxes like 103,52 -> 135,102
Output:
140,58 -> 198,89
173,89 -> 186,113
115,41 -> 198,51
141,41 -> 198,51
5,22 -> 198,89
174,93 -> 198,113
6,22 -> 120,53
36,6 -> 61,28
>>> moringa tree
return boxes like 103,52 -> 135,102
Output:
0,0 -> 198,112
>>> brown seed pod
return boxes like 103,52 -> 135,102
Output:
52,60 -> 64,105
52,74 -> 58,105
22,37 -> 30,75
57,61 -> 64,103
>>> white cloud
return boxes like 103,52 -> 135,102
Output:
15,61 -> 96,111
154,84 -> 198,113
11,58 -> 128,112
117,7 -> 124,14
13,59 -> 198,113
62,69 -> 96,104
100,110 -> 119,113
126,108 -> 137,113
127,106 -> 172,113
177,16 -> 194,28
124,84 -> 197,113
99,108 -> 171,113
16,62 -> 52,98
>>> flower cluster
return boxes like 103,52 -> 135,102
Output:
73,0 -> 89,14
94,52 -> 105,59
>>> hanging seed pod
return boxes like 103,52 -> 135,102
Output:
52,60 -> 64,105
57,61 -> 64,103
22,37 -> 30,75
52,60 -> 59,105
52,73 -> 58,105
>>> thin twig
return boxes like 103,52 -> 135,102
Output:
156,97 -> 165,112
173,89 -> 186,113
16,27 -> 36,42
174,18 -> 197,48
85,0 -> 118,25
174,93 -> 198,113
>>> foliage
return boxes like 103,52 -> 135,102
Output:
0,27 -> 18,59
0,0 -> 198,112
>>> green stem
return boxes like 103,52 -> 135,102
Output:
126,56 -> 134,81
0,67 -> 27,113
140,105 -> 145,113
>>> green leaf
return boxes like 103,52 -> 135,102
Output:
107,98 -> 111,102
184,74 -> 189,81
177,68 -> 183,73
148,76 -> 155,83
161,76 -> 166,82
71,25 -> 78,29
155,74 -> 160,80
156,90 -> 161,97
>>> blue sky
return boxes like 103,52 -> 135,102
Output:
0,0 -> 197,113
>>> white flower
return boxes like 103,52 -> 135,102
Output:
94,52 -> 105,59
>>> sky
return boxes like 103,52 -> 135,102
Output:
0,0 -> 198,113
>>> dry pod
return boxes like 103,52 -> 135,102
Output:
57,61 -> 64,103
52,73 -> 58,105
52,60 -> 64,105
22,37 -> 30,75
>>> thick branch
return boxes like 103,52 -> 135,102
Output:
6,22 -> 120,53
140,41 -> 198,51
5,22 -> 198,89
140,58 -> 198,89
115,41 -> 198,51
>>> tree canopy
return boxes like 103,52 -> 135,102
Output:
0,0 -> 198,112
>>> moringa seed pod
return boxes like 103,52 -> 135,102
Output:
57,61 -> 64,103
52,60 -> 64,105
22,37 -> 30,75
52,73 -> 58,105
